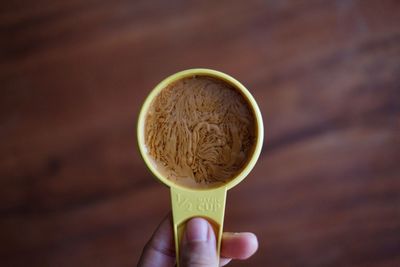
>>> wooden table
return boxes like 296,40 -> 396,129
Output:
1,0 -> 399,266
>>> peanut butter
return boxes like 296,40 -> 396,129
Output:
144,76 -> 256,188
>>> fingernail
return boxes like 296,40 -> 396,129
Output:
185,218 -> 209,242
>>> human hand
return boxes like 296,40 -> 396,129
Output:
137,213 -> 258,267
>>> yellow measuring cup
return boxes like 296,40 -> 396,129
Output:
137,68 -> 263,265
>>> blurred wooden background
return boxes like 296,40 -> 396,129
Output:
1,0 -> 400,266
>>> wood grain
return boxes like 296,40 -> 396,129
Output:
1,0 -> 400,266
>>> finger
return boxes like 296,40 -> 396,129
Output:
180,218 -> 219,267
220,232 -> 258,260
137,213 -> 175,267
219,258 -> 232,266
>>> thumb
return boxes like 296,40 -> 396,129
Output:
180,218 -> 219,267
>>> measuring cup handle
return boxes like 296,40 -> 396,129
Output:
170,186 -> 227,266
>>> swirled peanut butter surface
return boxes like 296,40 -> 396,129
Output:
145,76 -> 256,188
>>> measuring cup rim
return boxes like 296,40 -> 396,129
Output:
137,68 -> 264,191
